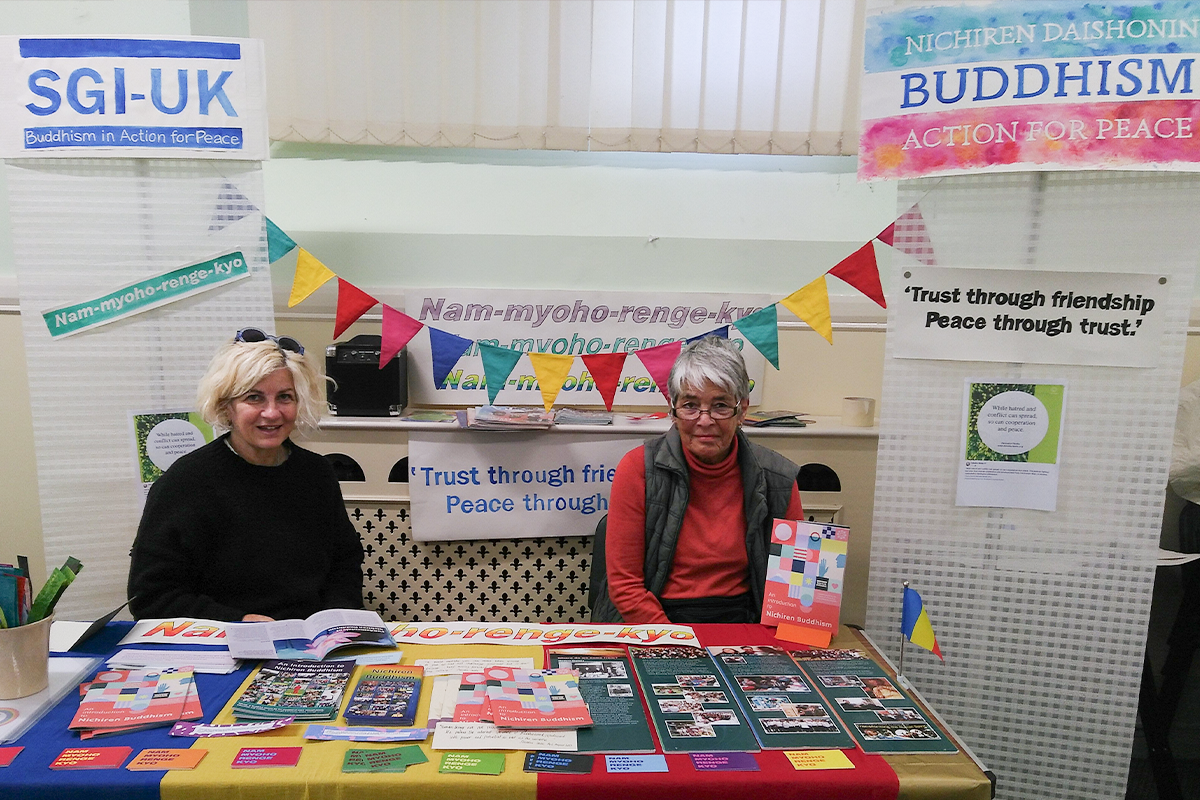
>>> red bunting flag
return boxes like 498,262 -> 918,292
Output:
333,278 -> 379,338
876,222 -> 895,246
634,341 -> 682,404
827,242 -> 886,309
581,353 -> 628,411
380,304 -> 423,368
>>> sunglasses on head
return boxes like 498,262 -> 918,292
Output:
234,328 -> 305,355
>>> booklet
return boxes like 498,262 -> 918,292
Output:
547,647 -> 656,753
70,667 -> 202,738
485,667 -> 592,729
762,519 -> 849,648
224,609 -> 397,660
343,665 -> 423,727
232,660 -> 355,721
707,645 -> 852,750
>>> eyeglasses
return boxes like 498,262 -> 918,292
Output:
671,403 -> 740,421
234,328 -> 305,355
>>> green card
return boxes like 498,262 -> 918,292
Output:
439,751 -> 506,775
342,746 -> 424,773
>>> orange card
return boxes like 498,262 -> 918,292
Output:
126,749 -> 208,771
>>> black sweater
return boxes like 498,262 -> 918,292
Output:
128,435 -> 364,621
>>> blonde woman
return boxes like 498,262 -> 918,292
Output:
128,329 -> 363,622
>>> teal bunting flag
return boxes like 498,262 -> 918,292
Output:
478,343 -> 524,404
733,305 -> 780,369
265,217 -> 298,263
429,328 -> 475,390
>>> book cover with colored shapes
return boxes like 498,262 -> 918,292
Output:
452,671 -> 493,723
548,647 -> 655,753
231,747 -> 303,768
707,645 -> 852,750
343,665 -> 423,726
763,519 -> 849,647
50,746 -> 133,769
484,666 -> 593,729
126,748 -> 208,770
70,667 -> 201,736
233,659 -> 354,720
628,645 -> 759,753
792,649 -> 958,754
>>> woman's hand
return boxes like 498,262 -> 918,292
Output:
241,613 -> 275,622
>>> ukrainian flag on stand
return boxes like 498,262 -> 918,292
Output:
901,586 -> 944,661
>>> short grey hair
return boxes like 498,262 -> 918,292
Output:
667,336 -> 750,405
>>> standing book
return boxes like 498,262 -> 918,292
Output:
233,660 -> 354,721
762,519 -> 849,647
548,647 -> 656,753
343,665 -> 424,726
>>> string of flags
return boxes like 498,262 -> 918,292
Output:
267,205 -> 935,412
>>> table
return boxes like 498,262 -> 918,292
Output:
2,623 -> 991,800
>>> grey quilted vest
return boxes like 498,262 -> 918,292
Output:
589,427 -> 800,623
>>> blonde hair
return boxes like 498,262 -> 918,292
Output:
196,338 -> 326,433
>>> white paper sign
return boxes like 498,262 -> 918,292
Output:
408,431 -> 639,541
406,287 -> 770,406
956,380 -> 1067,512
0,36 -> 268,159
431,721 -> 578,752
892,267 -> 1167,367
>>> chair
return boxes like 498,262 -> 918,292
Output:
587,514 -> 608,612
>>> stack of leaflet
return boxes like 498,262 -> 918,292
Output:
70,667 -> 202,739
106,649 -> 240,674
454,667 -> 592,729
553,408 -> 613,426
464,406 -> 554,430
233,660 -> 355,721
743,410 -> 813,427
343,665 -> 424,726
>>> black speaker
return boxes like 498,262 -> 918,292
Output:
325,335 -> 407,416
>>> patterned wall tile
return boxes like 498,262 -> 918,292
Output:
351,502 -> 593,623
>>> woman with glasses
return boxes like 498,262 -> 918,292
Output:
591,335 -> 804,624
127,329 -> 364,622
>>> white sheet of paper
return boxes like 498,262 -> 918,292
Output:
106,648 -> 240,673
414,657 -> 535,676
430,721 -> 577,751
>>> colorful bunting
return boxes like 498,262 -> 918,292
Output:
635,341 -> 683,403
888,203 -> 936,266
828,241 -> 886,309
528,353 -> 575,411
780,276 -> 833,344
876,222 -> 895,246
478,343 -> 525,404
686,326 -> 728,344
265,217 -> 298,263
732,305 -> 780,369
428,328 -> 474,390
333,278 -> 379,338
581,353 -> 628,411
288,248 -> 336,307
380,305 -> 423,368
209,182 -> 256,232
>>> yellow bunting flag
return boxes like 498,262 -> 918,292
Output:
779,276 -> 833,344
527,353 -> 575,411
287,248 -> 336,308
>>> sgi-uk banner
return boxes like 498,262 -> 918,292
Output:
408,431 -> 639,541
859,2 -> 1200,179
0,36 -> 267,159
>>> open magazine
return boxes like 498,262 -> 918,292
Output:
224,609 -> 397,660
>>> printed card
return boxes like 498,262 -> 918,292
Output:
231,747 -> 303,768
690,751 -> 760,771
126,749 -> 208,771
0,746 -> 24,767
604,754 -> 669,773
439,751 -> 506,775
50,747 -> 133,770
784,749 -> 855,770
523,751 -> 595,773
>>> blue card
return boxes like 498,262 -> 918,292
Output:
690,752 -> 760,771
605,754 -> 669,773
523,751 -> 594,774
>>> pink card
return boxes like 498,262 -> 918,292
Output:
0,746 -> 24,767
231,747 -> 303,768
